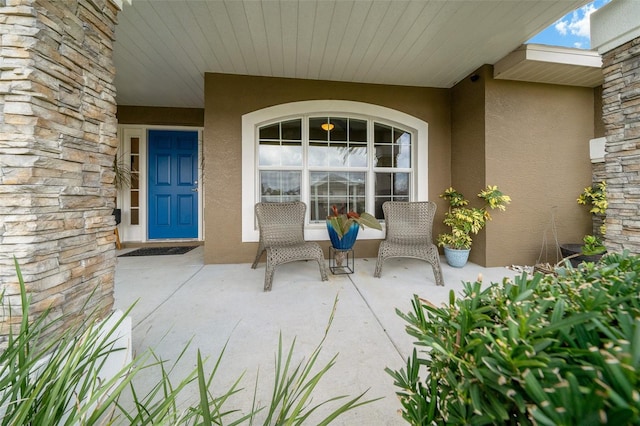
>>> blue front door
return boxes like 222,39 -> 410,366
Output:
148,130 -> 198,239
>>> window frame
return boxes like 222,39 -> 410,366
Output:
242,100 -> 428,242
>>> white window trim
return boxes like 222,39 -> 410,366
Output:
242,100 -> 428,242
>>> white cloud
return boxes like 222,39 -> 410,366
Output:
568,4 -> 597,38
555,20 -> 568,35
554,1 -> 610,40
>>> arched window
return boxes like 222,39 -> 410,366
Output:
242,101 -> 428,242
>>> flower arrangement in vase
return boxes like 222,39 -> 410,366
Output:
326,205 -> 381,250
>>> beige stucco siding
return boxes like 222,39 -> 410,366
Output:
484,76 -> 595,267
203,73 -> 451,264
450,66 -> 595,267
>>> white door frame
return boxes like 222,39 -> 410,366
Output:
117,125 -> 204,243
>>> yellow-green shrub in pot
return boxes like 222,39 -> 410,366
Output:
437,185 -> 511,267
560,181 -> 608,267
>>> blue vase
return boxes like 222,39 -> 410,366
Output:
444,246 -> 470,268
326,222 -> 360,250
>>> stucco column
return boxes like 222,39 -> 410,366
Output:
0,0 -> 121,340
591,0 -> 640,254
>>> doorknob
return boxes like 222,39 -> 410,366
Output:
192,188 -> 198,192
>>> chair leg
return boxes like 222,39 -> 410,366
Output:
427,250 -> 445,286
252,242 -> 265,269
374,254 -> 384,278
431,262 -> 445,286
264,259 -> 275,291
317,260 -> 328,281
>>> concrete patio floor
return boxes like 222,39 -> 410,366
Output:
114,246 -> 520,425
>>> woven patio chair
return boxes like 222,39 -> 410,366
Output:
374,201 -> 445,286
251,201 -> 328,291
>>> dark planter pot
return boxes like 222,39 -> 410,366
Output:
326,222 -> 359,250
560,244 -> 606,268
113,208 -> 122,225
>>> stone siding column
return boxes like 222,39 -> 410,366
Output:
600,37 -> 640,253
0,0 -> 120,340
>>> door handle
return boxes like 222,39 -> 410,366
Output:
192,188 -> 198,192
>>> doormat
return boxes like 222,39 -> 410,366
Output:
118,246 -> 198,257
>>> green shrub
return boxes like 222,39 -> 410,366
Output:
1,258 -> 377,425
387,251 -> 640,425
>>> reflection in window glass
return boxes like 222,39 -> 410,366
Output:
309,171 -> 366,221
309,117 -> 369,169
329,118 -> 347,142
259,119 -> 302,166
350,119 -> 367,142
281,119 -> 302,140
395,130 -> 411,168
374,123 -> 411,168
260,171 -> 301,203
374,172 -> 409,217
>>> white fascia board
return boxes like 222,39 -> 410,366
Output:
591,0 -> 640,54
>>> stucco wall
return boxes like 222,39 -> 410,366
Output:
484,73 -> 595,266
203,73 -> 451,264
117,106 -> 204,127
451,66 -> 489,265
451,66 -> 595,267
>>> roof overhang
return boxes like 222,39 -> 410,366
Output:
493,44 -> 603,88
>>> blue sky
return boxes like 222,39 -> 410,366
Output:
527,0 -> 611,49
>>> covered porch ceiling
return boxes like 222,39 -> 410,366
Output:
114,0 -> 601,109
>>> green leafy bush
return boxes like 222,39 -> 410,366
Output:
1,259 -> 376,425
388,251 -> 640,425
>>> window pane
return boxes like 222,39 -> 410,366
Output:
259,120 -> 302,166
375,145 -> 393,167
309,171 -> 365,221
374,123 -> 392,143
281,143 -> 302,166
375,173 -> 392,196
258,143 -> 281,166
309,142 -> 328,167
259,123 -> 279,139
260,171 -> 301,203
394,173 -> 409,195
328,143 -> 349,168
349,119 -> 367,142
281,119 -> 301,140
329,118 -> 347,142
395,130 -> 411,168
309,117 -> 330,141
375,197 -> 391,219
348,144 -> 367,167
374,172 -> 410,215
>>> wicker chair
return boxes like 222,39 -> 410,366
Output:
374,201 -> 445,286
251,201 -> 328,291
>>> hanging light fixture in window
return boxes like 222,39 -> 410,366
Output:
321,122 -> 334,131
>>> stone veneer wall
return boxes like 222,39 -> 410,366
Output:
601,36 -> 640,254
592,161 -> 607,238
0,0 -> 119,340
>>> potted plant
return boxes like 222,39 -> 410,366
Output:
560,181 -> 607,267
326,205 -> 381,250
112,151 -> 132,225
436,185 -> 511,267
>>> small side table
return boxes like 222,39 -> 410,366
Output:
329,247 -> 354,274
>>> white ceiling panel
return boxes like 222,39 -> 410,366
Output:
114,0 -> 595,108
